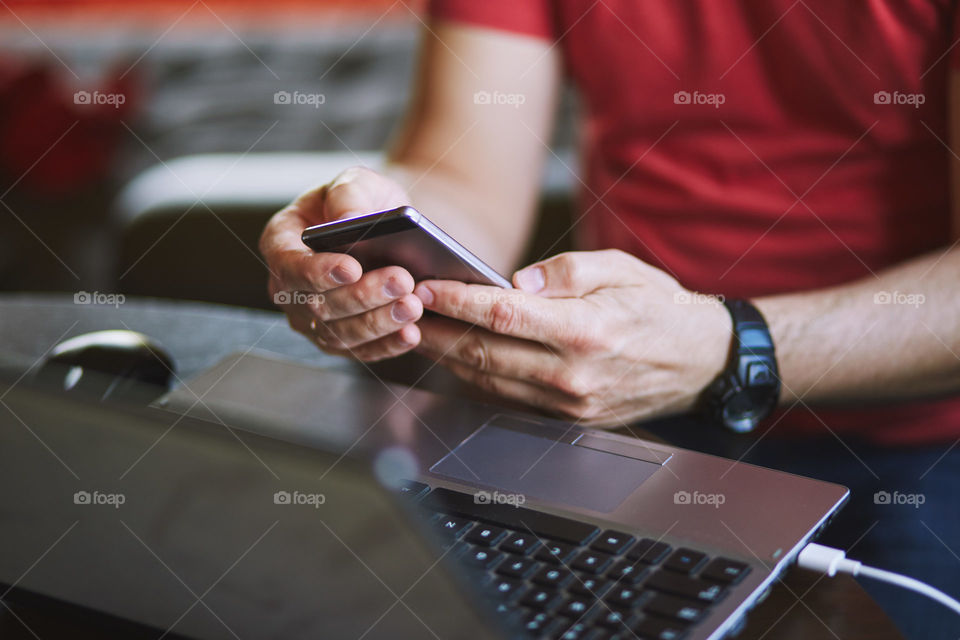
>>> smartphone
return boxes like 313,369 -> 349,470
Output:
301,206 -> 512,288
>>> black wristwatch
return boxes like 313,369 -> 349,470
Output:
702,299 -> 781,433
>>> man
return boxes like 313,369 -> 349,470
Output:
260,2 -> 960,636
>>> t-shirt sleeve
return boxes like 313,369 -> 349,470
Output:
427,0 -> 554,40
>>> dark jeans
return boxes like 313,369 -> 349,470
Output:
642,418 -> 960,640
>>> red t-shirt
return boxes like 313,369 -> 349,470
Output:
428,0 -> 959,445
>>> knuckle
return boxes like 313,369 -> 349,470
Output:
488,299 -> 520,335
555,252 -> 582,282
459,335 -> 490,372
311,298 -> 333,322
359,308 -> 386,341
351,281 -> 374,307
327,179 -> 368,208
551,368 -> 591,399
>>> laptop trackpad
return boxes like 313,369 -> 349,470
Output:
429,424 -> 659,513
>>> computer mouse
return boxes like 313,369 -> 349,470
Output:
34,330 -> 175,404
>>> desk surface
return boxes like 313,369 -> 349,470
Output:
0,294 -> 904,640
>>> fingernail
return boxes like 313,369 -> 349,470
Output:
515,266 -> 545,293
391,300 -> 417,323
330,265 -> 351,285
384,277 -> 406,299
414,284 -> 434,306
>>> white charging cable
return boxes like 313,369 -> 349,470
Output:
797,542 -> 960,616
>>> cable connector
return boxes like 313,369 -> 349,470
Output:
797,542 -> 960,616
797,542 -> 862,577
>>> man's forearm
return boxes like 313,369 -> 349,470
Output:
754,246 -> 960,406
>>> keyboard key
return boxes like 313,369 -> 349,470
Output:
462,547 -> 503,570
700,557 -> 750,584
557,596 -> 595,618
396,480 -> 429,499
496,557 -> 539,579
465,524 -> 507,547
626,538 -> 671,565
646,570 -> 726,603
572,550 -> 613,574
433,515 -> 474,539
422,488 -> 600,545
537,541 -> 578,564
519,586 -> 562,611
590,608 -> 639,630
607,560 -> 647,585
556,622 -> 605,640
591,530 -> 636,555
532,566 -> 574,588
489,577 -> 523,601
663,548 -> 707,574
522,611 -> 567,636
501,532 -> 540,555
644,594 -> 705,623
632,615 -> 689,640
604,586 -> 648,609
570,577 -> 613,598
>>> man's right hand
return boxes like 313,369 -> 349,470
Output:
259,166 -> 425,362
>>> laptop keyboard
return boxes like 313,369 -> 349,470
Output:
400,484 -> 751,640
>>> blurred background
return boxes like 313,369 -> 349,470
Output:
0,0 -> 577,309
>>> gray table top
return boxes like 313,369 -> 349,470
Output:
0,293 -> 483,403
0,293 -> 344,382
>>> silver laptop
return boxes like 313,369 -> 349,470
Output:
0,351 -> 848,640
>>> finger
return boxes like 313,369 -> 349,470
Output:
513,249 -> 655,298
323,166 -> 408,221
287,300 -> 420,361
440,359 -> 582,418
262,208 -> 363,292
416,316 -> 578,394
413,280 -> 570,346
312,266 -> 414,321
325,324 -> 421,362
318,293 -> 423,349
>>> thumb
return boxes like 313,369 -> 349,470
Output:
512,249 -> 647,298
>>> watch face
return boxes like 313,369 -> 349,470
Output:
722,390 -> 774,433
